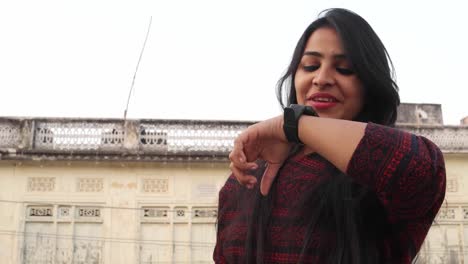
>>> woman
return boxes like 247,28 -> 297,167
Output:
214,8 -> 445,264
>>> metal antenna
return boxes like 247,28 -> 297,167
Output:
124,16 -> 152,120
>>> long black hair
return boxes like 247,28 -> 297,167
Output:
277,8 -> 400,125
245,8 -> 401,263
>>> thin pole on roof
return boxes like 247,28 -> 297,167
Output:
124,16 -> 152,121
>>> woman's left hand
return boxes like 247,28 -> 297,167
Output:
229,115 -> 292,196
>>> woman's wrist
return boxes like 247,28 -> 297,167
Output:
283,104 -> 317,144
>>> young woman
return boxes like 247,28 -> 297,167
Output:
214,8 -> 446,264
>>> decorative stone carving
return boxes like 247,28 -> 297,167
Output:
463,208 -> 468,220
77,207 -> 101,218
3,117 -> 466,161
177,209 -> 185,217
28,206 -> 53,217
34,121 -> 124,151
36,127 -> 54,144
140,128 -> 167,146
174,207 -> 188,220
29,119 -> 249,154
437,208 -> 456,220
193,208 -> 218,218
77,178 -> 104,192
403,126 -> 468,152
23,205 -> 104,264
101,128 -> 124,145
143,208 -> 168,218
59,206 -> 71,218
27,177 -> 55,192
0,123 -> 20,147
142,178 -> 168,193
140,122 -> 245,154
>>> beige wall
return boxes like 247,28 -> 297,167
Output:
417,153 -> 468,263
0,160 -> 230,264
1,152 -> 466,263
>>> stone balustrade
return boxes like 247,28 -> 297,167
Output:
0,117 -> 251,162
0,117 -> 467,162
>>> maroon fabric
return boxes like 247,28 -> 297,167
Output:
214,123 -> 446,263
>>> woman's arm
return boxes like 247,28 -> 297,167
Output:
346,122 -> 446,255
298,115 -> 366,172
230,114 -> 446,255
229,115 -> 367,194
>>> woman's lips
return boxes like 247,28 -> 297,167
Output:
307,93 -> 339,110
309,100 -> 338,110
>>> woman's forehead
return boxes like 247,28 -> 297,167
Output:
304,27 -> 345,56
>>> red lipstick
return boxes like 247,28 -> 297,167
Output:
307,93 -> 339,110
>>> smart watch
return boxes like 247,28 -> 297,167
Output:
283,104 -> 317,144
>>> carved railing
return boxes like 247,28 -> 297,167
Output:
0,117 -> 251,161
0,121 -> 21,148
0,117 -> 467,161
399,125 -> 468,153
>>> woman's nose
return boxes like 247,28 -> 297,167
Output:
313,67 -> 335,88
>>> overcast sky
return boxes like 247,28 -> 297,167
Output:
0,0 -> 466,125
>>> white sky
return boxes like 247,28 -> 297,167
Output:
0,0 -> 467,125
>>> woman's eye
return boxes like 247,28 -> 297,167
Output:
336,68 -> 355,75
303,65 -> 319,72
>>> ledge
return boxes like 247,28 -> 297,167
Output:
0,117 -> 466,162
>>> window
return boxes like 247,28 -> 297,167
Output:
23,204 -> 103,264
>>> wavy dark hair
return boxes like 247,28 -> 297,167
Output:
245,8 -> 400,264
277,8 -> 400,125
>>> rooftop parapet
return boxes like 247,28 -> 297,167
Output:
0,117 -> 251,162
0,117 -> 467,162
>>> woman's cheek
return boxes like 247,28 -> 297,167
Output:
294,73 -> 307,104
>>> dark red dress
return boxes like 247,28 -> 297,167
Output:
214,123 -> 446,263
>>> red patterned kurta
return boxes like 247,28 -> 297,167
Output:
214,123 -> 446,263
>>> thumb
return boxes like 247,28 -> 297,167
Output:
260,163 -> 282,196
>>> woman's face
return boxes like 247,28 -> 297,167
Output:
294,27 -> 365,120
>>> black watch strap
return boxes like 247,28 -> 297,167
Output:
283,104 -> 317,144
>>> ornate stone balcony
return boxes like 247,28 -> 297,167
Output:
399,124 -> 468,153
0,117 -> 467,162
0,117 -> 251,162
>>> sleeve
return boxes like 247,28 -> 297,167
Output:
213,174 -> 237,264
346,122 -> 446,251
213,161 -> 266,263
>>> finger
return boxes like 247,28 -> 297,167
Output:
230,162 -> 258,188
230,156 -> 258,171
230,137 -> 247,163
260,163 -> 282,196
229,140 -> 258,170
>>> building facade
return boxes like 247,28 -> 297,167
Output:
0,104 -> 467,263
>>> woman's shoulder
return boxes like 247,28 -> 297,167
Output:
361,122 -> 443,154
